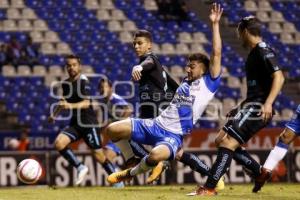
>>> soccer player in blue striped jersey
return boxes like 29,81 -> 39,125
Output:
106,3 -> 223,187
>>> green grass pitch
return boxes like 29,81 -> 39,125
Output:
1,184 -> 300,200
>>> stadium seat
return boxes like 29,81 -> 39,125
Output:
17,65 -> 32,76
178,32 -> 193,43
151,43 -> 161,54
44,31 -> 59,42
2,65 -> 16,76
3,19 -> 18,31
7,8 -> 21,19
41,43 -> 56,54
258,0 -> 272,11
111,10 -> 127,20
119,31 -> 133,43
122,21 -> 137,31
269,22 -> 282,33
0,0 -> 9,8
161,43 -> 176,55
85,0 -> 100,9
256,11 -> 270,23
190,43 -> 206,54
144,0 -> 158,11
108,20 -> 122,32
282,22 -> 297,33
244,0 -> 257,12
33,19 -> 48,31
193,32 -> 209,44
82,65 -> 95,74
18,19 -> 33,31
30,31 -> 44,42
175,43 -> 190,55
11,0 -> 25,8
49,65 -> 64,77
33,65 -> 47,76
280,33 -> 294,44
169,65 -> 184,79
21,8 -> 37,19
97,9 -> 111,20
56,43 -> 72,54
99,0 -> 115,9
270,11 -> 285,22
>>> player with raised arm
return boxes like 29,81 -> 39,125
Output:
252,104 -> 300,192
48,55 -> 122,187
193,16 -> 285,196
106,3 -> 224,190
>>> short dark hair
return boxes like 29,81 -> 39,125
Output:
237,16 -> 261,37
65,54 -> 81,64
188,53 -> 210,69
98,78 -> 112,89
133,29 -> 152,42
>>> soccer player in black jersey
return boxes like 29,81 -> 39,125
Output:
194,16 -> 285,196
131,30 -> 179,118
48,55 -> 123,187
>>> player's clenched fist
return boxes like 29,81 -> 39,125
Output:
131,65 -> 143,81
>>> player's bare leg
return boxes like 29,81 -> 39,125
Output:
55,133 -> 88,186
107,144 -> 171,184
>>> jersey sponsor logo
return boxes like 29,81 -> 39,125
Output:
265,52 -> 275,58
143,119 -> 154,127
247,80 -> 257,86
172,94 -> 193,107
213,153 -> 229,180
163,137 -> 176,145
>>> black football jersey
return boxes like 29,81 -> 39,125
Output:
62,74 -> 98,126
245,42 -> 281,103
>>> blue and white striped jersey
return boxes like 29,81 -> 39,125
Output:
155,73 -> 221,135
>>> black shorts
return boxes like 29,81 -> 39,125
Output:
139,101 -> 169,119
62,125 -> 102,149
139,104 -> 159,118
223,104 -> 271,144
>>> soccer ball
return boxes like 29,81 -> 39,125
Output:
17,159 -> 42,184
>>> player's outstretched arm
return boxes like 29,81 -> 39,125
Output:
48,100 -> 63,123
209,3 -> 223,78
61,99 -> 90,110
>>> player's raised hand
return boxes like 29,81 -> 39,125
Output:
131,65 -> 143,81
209,3 -> 223,24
